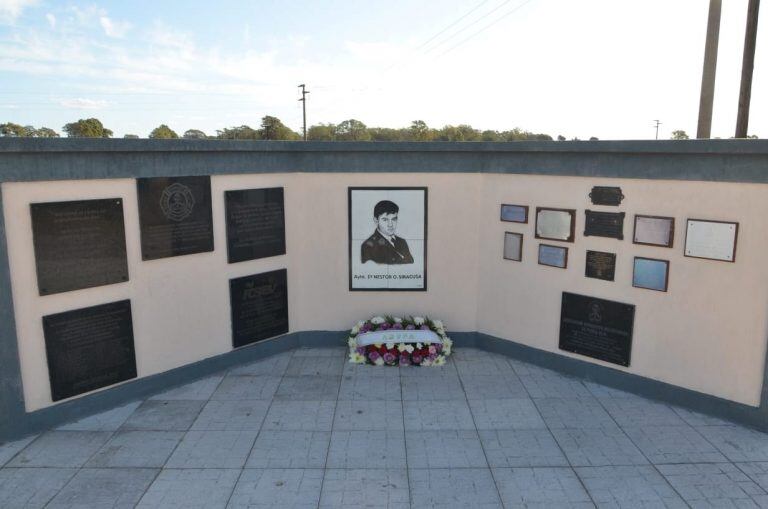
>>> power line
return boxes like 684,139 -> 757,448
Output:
424,0 -> 514,54
414,0 -> 491,52
437,0 -> 536,57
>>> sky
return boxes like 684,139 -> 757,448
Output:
0,0 -> 765,139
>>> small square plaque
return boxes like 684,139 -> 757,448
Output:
137,176 -> 214,260
538,244 -> 568,269
633,215 -> 675,248
584,210 -> 625,240
500,204 -> 528,223
535,207 -> 575,242
684,219 -> 738,262
633,257 -> 669,292
503,232 -> 523,261
43,300 -> 136,401
225,187 -> 286,263
585,250 -> 616,281
31,198 -> 128,296
230,269 -> 289,348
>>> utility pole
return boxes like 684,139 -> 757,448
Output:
298,84 -> 309,141
697,0 -> 722,139
653,120 -> 662,140
735,0 -> 760,138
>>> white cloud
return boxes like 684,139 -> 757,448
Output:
60,98 -> 108,109
45,12 -> 54,28
0,0 -> 38,24
99,16 -> 131,38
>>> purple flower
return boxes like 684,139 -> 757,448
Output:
399,355 -> 411,366
383,352 -> 396,364
356,346 -> 366,355
435,344 -> 443,353
379,323 -> 390,330
412,354 -> 423,364
405,324 -> 415,330
368,351 -> 381,362
392,322 -> 403,330
427,353 -> 437,361
420,325 -> 430,330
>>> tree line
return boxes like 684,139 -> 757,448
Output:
3,117 -> 728,141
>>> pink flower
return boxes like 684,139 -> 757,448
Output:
412,354 -> 423,364
368,351 -> 381,362
383,352 -> 396,364
428,345 -> 436,354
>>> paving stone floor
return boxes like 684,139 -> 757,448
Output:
2,346 -> 768,508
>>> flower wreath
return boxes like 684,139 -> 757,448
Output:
347,316 -> 453,366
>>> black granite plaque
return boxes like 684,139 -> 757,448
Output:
584,210 -> 625,240
225,187 -> 286,263
137,176 -> 214,260
43,300 -> 136,401
230,269 -> 288,348
31,199 -> 128,296
585,250 -> 616,281
589,186 -> 624,206
559,292 -> 634,367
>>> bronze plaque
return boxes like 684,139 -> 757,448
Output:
31,199 -> 128,296
585,250 -> 616,281
589,186 -> 624,206
559,292 -> 634,367
43,300 -> 137,401
230,269 -> 289,348
137,176 -> 214,260
584,210 -> 625,240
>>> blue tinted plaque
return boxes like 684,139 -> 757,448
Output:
500,204 -> 528,223
538,244 -> 568,268
632,257 -> 669,292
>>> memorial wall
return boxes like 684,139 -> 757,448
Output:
0,140 -> 767,436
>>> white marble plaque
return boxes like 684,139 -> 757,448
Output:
685,219 -> 738,262
634,215 -> 674,247
536,208 -> 574,241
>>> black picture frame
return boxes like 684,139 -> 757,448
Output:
348,187 -> 428,292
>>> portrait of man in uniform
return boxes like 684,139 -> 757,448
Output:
361,200 -> 414,264
348,187 -> 427,291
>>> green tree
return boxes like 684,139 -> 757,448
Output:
670,130 -> 689,140
408,120 -> 432,141
589,136 -> 599,141
31,127 -> 59,137
63,118 -> 113,138
183,129 -> 207,139
216,125 -> 260,140
557,135 -> 566,141
307,123 -> 336,141
260,116 -> 299,140
0,122 -> 29,137
149,124 -> 179,139
368,127 -> 403,141
481,130 -> 502,142
335,119 -> 371,141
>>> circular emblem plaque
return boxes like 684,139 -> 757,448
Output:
588,302 -> 603,324
160,183 -> 195,222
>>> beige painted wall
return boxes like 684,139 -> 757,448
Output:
478,174 -> 768,406
3,172 -> 767,410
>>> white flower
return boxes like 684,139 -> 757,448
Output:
402,344 -> 414,353
347,337 -> 357,348
421,359 -> 433,367
373,343 -> 382,348
413,316 -> 425,325
394,317 -> 402,323
397,344 -> 407,352
371,316 -> 385,324
351,325 -> 360,335
386,342 -> 395,349
374,357 -> 385,366
416,343 -> 423,349
432,319 -> 444,329
442,338 -> 452,356
433,356 -> 446,366
349,352 -> 366,364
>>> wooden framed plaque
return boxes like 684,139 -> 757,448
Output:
684,219 -> 738,262
538,244 -> 568,269
535,207 -> 575,243
503,232 -> 523,261
584,210 -> 624,240
632,257 -> 669,292
633,215 -> 675,248
500,204 -> 528,223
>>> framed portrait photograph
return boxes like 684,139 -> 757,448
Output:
633,215 -> 675,248
632,257 -> 669,292
503,232 -> 523,261
500,204 -> 528,223
535,207 -> 576,242
538,243 -> 568,269
684,219 -> 738,262
348,187 -> 427,291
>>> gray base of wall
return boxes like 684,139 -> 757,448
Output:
1,330 -> 765,443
